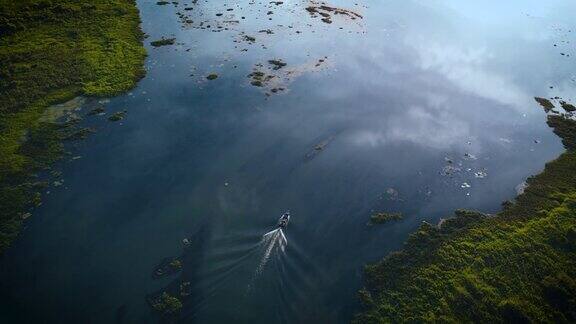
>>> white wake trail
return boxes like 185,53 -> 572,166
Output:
247,228 -> 288,293
256,228 -> 287,275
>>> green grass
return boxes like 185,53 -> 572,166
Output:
0,0 -> 146,253
355,114 -> 576,323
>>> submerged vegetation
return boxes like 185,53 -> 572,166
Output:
248,71 -> 271,87
355,112 -> 576,323
268,59 -> 287,70
150,292 -> 183,316
0,0 -> 146,253
369,212 -> 403,225
153,257 -> 183,279
535,97 -> 555,113
107,110 -> 127,122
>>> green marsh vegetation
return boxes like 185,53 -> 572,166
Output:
0,0 -> 146,253
355,112 -> 576,323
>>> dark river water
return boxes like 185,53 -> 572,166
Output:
1,0 -> 574,323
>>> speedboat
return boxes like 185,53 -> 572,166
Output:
278,211 -> 290,228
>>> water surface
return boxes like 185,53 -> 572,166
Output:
1,0 -> 575,323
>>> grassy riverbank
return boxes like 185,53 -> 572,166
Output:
355,112 -> 576,322
0,0 -> 146,253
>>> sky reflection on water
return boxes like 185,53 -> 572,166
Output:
0,0 -> 574,323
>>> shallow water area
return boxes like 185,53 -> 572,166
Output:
1,0 -> 575,323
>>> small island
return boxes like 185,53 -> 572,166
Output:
150,38 -> 176,47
